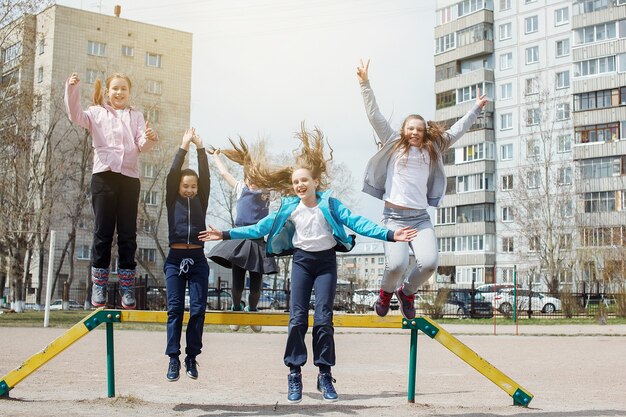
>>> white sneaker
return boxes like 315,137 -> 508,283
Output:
245,306 -> 262,333
229,324 -> 240,332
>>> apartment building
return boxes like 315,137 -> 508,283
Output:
1,4 -> 192,302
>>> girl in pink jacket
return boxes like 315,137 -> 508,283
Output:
64,72 -> 158,309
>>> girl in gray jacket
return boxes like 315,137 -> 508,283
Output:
356,59 -> 489,320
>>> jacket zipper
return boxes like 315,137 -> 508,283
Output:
186,197 -> 191,244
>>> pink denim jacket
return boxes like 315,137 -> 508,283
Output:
64,80 -> 157,178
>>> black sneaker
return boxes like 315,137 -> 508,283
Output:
184,356 -> 198,379
166,357 -> 180,382
287,372 -> 303,404
317,372 -> 338,402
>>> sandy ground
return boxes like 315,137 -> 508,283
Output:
1,323 -> 626,417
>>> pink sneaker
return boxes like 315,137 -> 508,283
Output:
395,285 -> 415,319
374,289 -> 393,317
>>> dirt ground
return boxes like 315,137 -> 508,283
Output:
1,323 -> 626,417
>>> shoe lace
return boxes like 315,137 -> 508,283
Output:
169,359 -> 180,373
319,373 -> 336,393
186,357 -> 198,369
288,374 -> 301,392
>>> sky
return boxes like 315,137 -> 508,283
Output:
58,0 -> 437,221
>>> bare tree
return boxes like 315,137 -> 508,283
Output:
504,80 -> 576,294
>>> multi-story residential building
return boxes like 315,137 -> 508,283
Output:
435,0 -> 625,292
1,4 -> 192,304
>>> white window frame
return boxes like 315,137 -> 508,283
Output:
556,71 -> 570,89
525,15 -> 539,34
556,103 -> 571,121
502,207 -> 514,222
501,174 -> 513,191
555,7 -> 569,26
499,52 -> 513,70
502,237 -> 514,253
557,166 -> 572,185
527,108 -> 541,126
525,46 -> 539,64
146,52 -> 162,68
556,39 -> 570,58
87,41 -> 106,57
527,170 -> 541,189
525,77 -> 539,95
122,45 -> 134,57
500,143 -> 513,160
500,113 -> 513,130
499,23 -> 512,40
558,135 -> 572,153
145,79 -> 163,95
500,82 -> 512,100
500,0 -> 511,11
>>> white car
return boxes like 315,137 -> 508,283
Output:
352,289 -> 399,311
49,299 -> 83,311
495,289 -> 561,314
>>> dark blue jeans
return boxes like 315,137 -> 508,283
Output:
165,248 -> 209,358
284,248 -> 337,371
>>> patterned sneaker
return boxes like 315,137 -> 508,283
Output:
184,356 -> 198,379
287,372 -> 303,404
91,284 -> 107,308
374,289 -> 393,317
245,306 -> 262,333
394,285 -> 416,320
317,372 -> 338,402
121,287 -> 136,310
230,304 -> 241,331
166,356 -> 180,382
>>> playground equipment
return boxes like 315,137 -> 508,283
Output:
0,309 -> 533,406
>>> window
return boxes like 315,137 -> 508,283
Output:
435,33 -> 456,54
145,79 -> 163,95
574,56 -> 616,77
558,135 -> 572,153
499,52 -> 513,70
502,237 -> 514,253
525,15 -> 538,34
529,236 -> 540,252
141,218 -> 156,233
122,45 -> 134,57
436,206 -> 456,225
457,173 -> 494,193
500,0 -> 511,10
556,103 -> 570,121
457,204 -> 495,223
77,245 -> 91,260
144,108 -> 160,123
457,0 -> 489,17
499,23 -> 512,40
527,170 -> 540,188
438,237 -> 456,253
575,123 -> 619,144
138,248 -> 157,263
556,39 -> 570,57
502,206 -> 514,222
38,38 -> 45,55
87,41 -> 106,56
526,108 -> 540,126
574,89 -> 614,111
500,113 -> 513,130
555,7 -> 569,26
2,42 -> 22,68
526,138 -> 540,159
143,163 -> 156,178
459,142 -> 495,163
559,234 -> 573,250
142,190 -> 158,205
500,83 -> 512,100
574,22 -> 617,45
556,71 -> 570,89
500,143 -> 513,160
85,69 -> 105,84
557,167 -> 572,185
525,46 -> 539,64
146,52 -> 162,68
456,235 -> 489,252
525,77 -> 538,95
501,174 -> 513,190
37,66 -> 43,83
579,156 -> 623,179
436,6 -> 453,25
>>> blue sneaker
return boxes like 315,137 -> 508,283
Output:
395,285 -> 416,320
184,356 -> 198,379
166,357 -> 180,382
287,372 -> 303,404
317,372 -> 338,402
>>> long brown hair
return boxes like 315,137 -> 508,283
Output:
244,124 -> 333,196
92,73 -> 132,106
394,114 -> 448,161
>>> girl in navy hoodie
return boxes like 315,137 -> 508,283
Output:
164,128 -> 210,382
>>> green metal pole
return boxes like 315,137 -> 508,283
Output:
106,322 -> 115,398
407,328 -> 418,403
513,265 -> 517,323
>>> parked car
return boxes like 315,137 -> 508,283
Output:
258,290 -> 289,310
440,289 -> 494,318
475,283 -> 518,294
496,289 -> 561,314
206,288 -> 234,310
49,299 -> 83,311
351,289 -> 399,311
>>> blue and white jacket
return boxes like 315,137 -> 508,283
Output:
222,190 -> 396,257
360,80 -> 482,207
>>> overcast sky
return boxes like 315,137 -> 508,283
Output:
58,0 -> 437,221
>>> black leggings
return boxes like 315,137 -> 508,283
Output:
231,265 -> 262,310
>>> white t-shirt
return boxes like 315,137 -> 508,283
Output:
383,147 -> 430,209
289,201 -> 336,252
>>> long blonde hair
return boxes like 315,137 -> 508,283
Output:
245,124 -> 333,196
394,114 -> 448,161
92,73 -> 132,106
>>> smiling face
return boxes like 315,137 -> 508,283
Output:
106,77 -> 130,110
291,168 -> 319,202
179,175 -> 198,198
402,116 -> 427,147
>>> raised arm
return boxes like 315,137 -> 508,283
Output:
193,131 -> 210,210
445,87 -> 489,147
64,72 -> 91,130
135,116 -> 158,153
357,59 -> 398,145
212,149 -> 237,188
166,129 -> 194,205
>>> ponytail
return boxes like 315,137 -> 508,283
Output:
92,78 -> 104,106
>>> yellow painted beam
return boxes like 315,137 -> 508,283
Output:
420,316 -> 533,402
1,309 -> 101,393
120,310 -> 403,328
